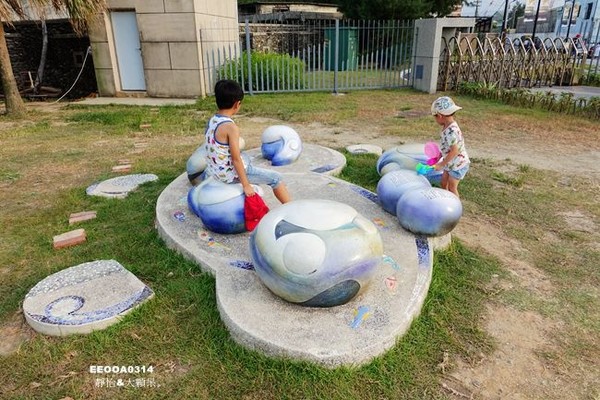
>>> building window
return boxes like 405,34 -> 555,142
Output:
584,3 -> 593,19
272,5 -> 289,13
562,2 -> 581,24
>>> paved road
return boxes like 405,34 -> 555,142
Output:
529,85 -> 600,100
76,97 -> 197,106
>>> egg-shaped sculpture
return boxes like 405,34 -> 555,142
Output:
261,125 -> 302,166
250,199 -> 383,307
376,170 -> 431,215
188,176 -> 246,234
376,143 -> 442,184
396,187 -> 462,236
186,146 -> 207,185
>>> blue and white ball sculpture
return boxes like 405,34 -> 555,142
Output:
376,170 -> 431,215
186,146 -> 207,185
396,187 -> 462,237
261,125 -> 302,166
250,199 -> 383,307
188,176 -> 248,234
376,143 -> 442,184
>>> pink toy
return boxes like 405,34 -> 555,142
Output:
424,141 -> 441,166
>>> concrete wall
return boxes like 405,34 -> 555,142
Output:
88,0 -> 238,98
412,18 -> 476,93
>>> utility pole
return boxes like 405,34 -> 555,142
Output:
502,0 -> 510,33
531,0 -> 542,40
565,0 -> 576,38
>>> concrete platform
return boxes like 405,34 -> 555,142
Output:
155,145 -> 450,367
23,260 -> 154,336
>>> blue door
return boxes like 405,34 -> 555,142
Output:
111,11 -> 146,91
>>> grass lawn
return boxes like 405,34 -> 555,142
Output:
0,90 -> 598,399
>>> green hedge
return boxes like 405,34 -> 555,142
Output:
217,51 -> 306,92
457,82 -> 600,120
582,72 -> 600,87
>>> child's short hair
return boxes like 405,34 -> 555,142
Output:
214,80 -> 244,109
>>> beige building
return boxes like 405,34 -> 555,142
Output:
88,0 -> 239,98
238,1 -> 340,16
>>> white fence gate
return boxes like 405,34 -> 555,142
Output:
204,17 -> 415,95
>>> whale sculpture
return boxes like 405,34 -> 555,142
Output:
376,143 -> 442,184
250,199 -> 383,307
188,176 -> 262,234
261,125 -> 302,166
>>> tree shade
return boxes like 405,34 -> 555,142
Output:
0,0 -> 107,116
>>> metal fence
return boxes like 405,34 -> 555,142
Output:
204,17 -> 415,95
438,34 -> 596,91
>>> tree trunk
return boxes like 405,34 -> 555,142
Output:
34,20 -> 48,95
0,22 -> 26,116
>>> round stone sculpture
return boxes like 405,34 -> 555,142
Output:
396,187 -> 462,236
187,176 -> 249,234
376,170 -> 431,215
250,199 -> 383,307
376,143 -> 442,184
186,146 -> 207,185
261,125 -> 302,166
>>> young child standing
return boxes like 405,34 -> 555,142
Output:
204,79 -> 291,203
430,96 -> 470,198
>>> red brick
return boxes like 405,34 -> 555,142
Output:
53,229 -> 86,249
112,164 -> 132,173
69,211 -> 97,225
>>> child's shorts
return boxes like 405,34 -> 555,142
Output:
447,164 -> 470,180
243,164 -> 282,188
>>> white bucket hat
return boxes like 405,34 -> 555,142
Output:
431,96 -> 462,116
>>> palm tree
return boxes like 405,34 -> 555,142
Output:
0,1 -> 107,116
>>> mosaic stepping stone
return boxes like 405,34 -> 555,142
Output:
86,174 -> 158,198
23,260 -> 154,336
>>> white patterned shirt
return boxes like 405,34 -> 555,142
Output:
440,121 -> 470,170
204,114 -> 238,183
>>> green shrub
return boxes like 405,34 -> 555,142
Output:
457,82 -> 600,120
217,51 -> 306,92
582,72 -> 600,87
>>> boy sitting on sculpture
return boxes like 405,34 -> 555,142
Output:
204,80 -> 291,204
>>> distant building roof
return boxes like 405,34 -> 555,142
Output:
239,1 -> 339,16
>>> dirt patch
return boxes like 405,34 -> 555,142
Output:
442,304 -> 562,399
557,210 -> 597,233
0,313 -> 32,356
454,217 -> 555,297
